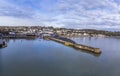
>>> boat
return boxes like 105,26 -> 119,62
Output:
0,39 -> 7,48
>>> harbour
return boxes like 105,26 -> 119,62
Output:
0,31 -> 101,54
0,0 -> 120,75
0,37 -> 120,76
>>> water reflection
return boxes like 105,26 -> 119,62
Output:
0,49 -> 3,76
0,37 -> 120,76
74,48 -> 101,57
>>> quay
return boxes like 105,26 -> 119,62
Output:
1,35 -> 37,39
44,36 -> 101,54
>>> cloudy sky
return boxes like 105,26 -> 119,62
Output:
0,0 -> 120,30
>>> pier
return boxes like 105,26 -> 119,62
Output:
44,36 -> 101,54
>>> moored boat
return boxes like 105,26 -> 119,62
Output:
0,39 -> 7,48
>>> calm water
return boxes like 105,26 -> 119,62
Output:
0,37 -> 120,76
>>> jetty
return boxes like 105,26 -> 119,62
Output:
44,35 -> 101,54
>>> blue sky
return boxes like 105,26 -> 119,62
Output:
0,0 -> 120,30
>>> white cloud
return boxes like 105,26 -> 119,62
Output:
0,0 -> 120,30
0,16 -> 43,26
52,0 -> 120,30
0,0 -> 34,18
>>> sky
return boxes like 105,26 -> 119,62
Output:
0,0 -> 120,31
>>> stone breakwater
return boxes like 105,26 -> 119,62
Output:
44,36 -> 101,54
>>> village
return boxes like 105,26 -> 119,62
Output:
0,26 -> 119,54
1,26 -> 119,39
